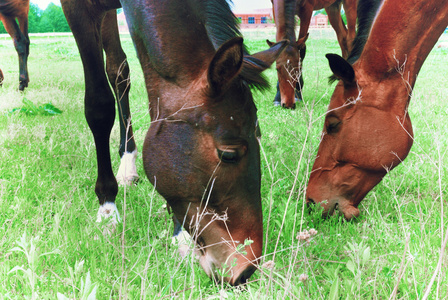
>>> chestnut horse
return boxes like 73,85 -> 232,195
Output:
306,0 -> 448,219
0,0 -> 30,90
61,0 -> 286,285
268,0 -> 357,108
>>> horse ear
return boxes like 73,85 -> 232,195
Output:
266,39 -> 275,47
326,53 -> 355,84
296,33 -> 309,49
246,40 -> 288,70
208,37 -> 244,96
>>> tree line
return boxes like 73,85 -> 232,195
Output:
0,3 -> 70,34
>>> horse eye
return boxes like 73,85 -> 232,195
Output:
217,149 -> 238,163
326,116 -> 341,134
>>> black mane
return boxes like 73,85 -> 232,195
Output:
328,0 -> 383,83
0,0 -> 19,16
203,0 -> 270,91
346,0 -> 383,64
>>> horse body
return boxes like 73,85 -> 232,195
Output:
306,0 -> 448,219
61,0 -> 286,285
269,0 -> 357,108
0,0 -> 30,90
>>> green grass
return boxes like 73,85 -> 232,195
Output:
0,28 -> 447,299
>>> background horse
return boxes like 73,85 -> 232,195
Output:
268,0 -> 357,108
0,0 -> 30,91
306,0 -> 448,219
61,0 -> 286,285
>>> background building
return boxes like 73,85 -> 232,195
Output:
117,8 -> 330,34
234,8 -> 274,29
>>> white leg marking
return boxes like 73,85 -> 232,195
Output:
116,149 -> 139,186
96,202 -> 121,229
172,229 -> 193,258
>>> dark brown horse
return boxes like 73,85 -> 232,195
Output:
0,0 -> 30,90
306,0 -> 448,219
268,0 -> 357,108
61,0 -> 286,285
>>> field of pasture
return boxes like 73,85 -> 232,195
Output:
0,28 -> 447,299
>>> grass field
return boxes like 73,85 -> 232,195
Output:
0,28 -> 447,299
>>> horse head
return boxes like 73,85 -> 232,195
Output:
143,37 -> 287,284
306,54 -> 414,220
267,33 -> 308,109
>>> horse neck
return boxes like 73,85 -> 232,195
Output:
359,0 -> 448,89
123,0 -> 215,86
274,0 -> 297,42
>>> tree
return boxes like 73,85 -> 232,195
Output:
28,3 -> 43,33
38,3 -> 70,32
0,3 -> 71,34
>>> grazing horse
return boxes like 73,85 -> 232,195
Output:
0,0 -> 30,91
61,0 -> 286,285
306,0 -> 448,219
268,0 -> 357,108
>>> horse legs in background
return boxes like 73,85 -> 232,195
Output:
0,12 -> 30,90
101,11 -> 139,186
343,0 -> 358,56
326,0 -> 357,58
0,69 -> 3,86
62,2 -> 123,226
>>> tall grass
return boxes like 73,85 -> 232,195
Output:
0,28 -> 447,299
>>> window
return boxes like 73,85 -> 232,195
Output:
248,17 -> 255,24
261,17 -> 267,24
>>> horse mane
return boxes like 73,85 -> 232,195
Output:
0,0 -> 18,16
203,0 -> 270,91
346,0 -> 384,64
329,0 -> 383,83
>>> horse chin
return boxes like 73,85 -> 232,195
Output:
337,199 -> 360,220
198,250 -> 255,286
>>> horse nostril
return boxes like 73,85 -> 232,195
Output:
291,103 -> 296,109
306,198 -> 315,212
282,103 -> 286,108
232,265 -> 256,286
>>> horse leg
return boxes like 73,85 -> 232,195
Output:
17,13 -> 29,91
1,15 -> 30,90
171,215 -> 192,258
273,81 -> 281,106
61,2 -> 120,225
296,3 -> 313,101
0,68 -> 3,86
325,1 -> 349,58
101,11 -> 138,186
342,0 -> 357,54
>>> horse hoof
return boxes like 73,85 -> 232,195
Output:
18,81 -> 28,91
96,202 -> 121,236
